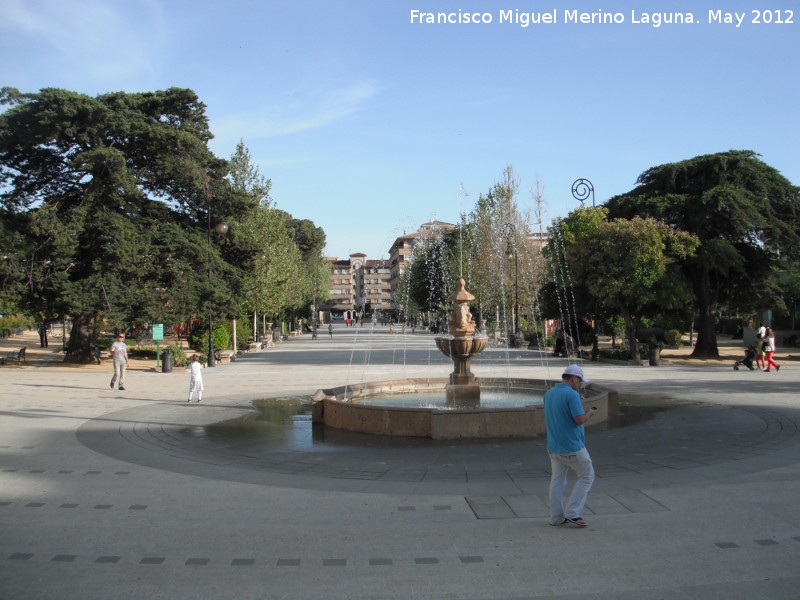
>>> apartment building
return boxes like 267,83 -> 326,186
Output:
388,221 -> 456,309
320,253 -> 392,322
322,222 -> 549,321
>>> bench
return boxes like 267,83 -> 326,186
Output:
2,347 -> 27,365
216,350 -> 235,364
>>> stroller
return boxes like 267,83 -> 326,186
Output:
733,346 -> 756,371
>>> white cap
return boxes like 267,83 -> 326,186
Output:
563,364 -> 589,383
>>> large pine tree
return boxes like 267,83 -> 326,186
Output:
605,150 -> 800,357
0,87 -> 254,362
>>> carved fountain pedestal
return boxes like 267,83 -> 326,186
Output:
434,279 -> 488,407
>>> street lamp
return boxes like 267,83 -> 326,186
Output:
572,178 -> 595,207
572,178 -> 599,360
502,223 -> 521,348
206,177 -> 228,367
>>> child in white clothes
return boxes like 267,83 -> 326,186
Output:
187,354 -> 204,402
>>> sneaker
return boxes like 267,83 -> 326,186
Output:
776,365 -> 780,372
119,386 -> 125,391
565,516 -> 588,527
110,382 -> 114,389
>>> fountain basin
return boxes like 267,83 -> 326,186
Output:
434,335 -> 488,358
312,377 -> 610,440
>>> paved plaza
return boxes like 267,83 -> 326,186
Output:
1,327 -> 799,599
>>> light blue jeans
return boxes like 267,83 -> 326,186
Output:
549,447 -> 595,524
111,361 -> 126,388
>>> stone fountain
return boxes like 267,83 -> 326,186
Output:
311,277 -> 609,439
434,279 -> 488,407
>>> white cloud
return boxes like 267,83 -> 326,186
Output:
210,79 -> 381,144
0,0 -> 168,89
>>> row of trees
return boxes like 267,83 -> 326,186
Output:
402,152 -> 800,358
0,87 -> 328,362
402,166 -> 548,336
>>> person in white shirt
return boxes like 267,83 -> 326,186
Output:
109,333 -> 129,390
187,354 -> 204,402
762,327 -> 781,373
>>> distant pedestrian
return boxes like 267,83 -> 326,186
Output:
762,327 -> 781,372
38,322 -> 48,348
93,346 -> 102,365
544,364 -> 597,527
186,354 -> 204,402
755,341 -> 766,370
328,323 -> 333,339
109,333 -> 128,390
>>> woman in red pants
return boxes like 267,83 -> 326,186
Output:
762,327 -> 781,372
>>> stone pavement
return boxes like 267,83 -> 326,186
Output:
1,326 -> 799,599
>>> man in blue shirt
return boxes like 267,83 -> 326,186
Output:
544,364 -> 596,527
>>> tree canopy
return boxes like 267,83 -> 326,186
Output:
0,87 -> 327,361
552,207 -> 698,356
606,150 -> 800,357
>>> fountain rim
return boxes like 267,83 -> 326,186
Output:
311,377 -> 611,439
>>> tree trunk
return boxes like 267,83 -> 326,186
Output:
624,313 -> 640,362
690,263 -> 720,358
64,311 -> 96,364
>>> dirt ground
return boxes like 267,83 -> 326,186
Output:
0,329 -> 193,372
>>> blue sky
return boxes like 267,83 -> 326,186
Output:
2,0 -> 798,258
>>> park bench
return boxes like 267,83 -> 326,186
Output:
216,350 -> 235,364
1,347 -> 27,365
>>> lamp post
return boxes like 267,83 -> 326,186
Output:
502,223 -> 520,348
205,177 -> 229,367
572,178 -> 595,207
572,178 -> 599,360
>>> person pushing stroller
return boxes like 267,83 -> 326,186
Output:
733,346 -> 756,371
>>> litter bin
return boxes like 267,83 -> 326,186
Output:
161,349 -> 173,373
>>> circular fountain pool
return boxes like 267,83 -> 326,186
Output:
312,377 -> 610,440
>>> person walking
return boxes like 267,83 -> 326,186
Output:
38,322 -> 48,348
186,354 -> 204,402
544,364 -> 597,527
328,323 -> 333,339
755,340 -> 766,370
762,327 -> 781,372
109,333 -> 129,390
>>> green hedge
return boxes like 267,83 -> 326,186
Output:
166,343 -> 190,367
663,329 -> 683,347
188,325 -> 230,353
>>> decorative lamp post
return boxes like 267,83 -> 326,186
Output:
572,178 -> 595,207
502,223 -> 521,348
572,178 -> 599,360
206,177 -> 229,367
